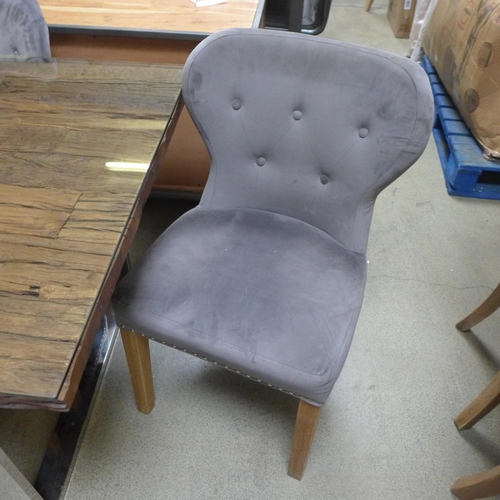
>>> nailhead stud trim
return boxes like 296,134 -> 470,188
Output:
118,326 -> 320,405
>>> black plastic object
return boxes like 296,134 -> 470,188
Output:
264,0 -> 332,35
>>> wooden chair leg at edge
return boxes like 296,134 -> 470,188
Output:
456,283 -> 500,332
288,400 -> 321,480
365,0 -> 375,12
120,328 -> 155,414
454,370 -> 500,431
451,464 -> 500,500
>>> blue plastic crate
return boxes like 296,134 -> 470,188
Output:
422,55 -> 500,200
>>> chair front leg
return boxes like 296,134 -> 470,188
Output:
288,400 -> 321,480
451,464 -> 500,500
120,328 -> 155,414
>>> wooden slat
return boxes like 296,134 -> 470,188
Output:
0,58 -> 182,406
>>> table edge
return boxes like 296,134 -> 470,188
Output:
48,25 -> 210,41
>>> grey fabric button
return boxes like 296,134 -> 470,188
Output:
320,175 -> 329,185
232,100 -> 241,110
359,128 -> 369,138
257,157 -> 266,166
293,110 -> 302,120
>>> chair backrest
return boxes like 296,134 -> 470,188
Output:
0,0 -> 51,58
182,29 -> 433,255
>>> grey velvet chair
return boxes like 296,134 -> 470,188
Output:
0,0 -> 51,58
113,28 -> 434,479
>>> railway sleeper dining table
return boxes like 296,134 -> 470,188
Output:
0,56 -> 183,411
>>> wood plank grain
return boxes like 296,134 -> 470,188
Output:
0,334 -> 76,399
0,58 -> 182,404
0,125 -> 68,154
0,154 -> 147,193
0,232 -> 116,257
0,184 -> 80,210
0,206 -> 69,238
0,247 -> 109,283
38,0 -> 260,34
0,184 -> 81,238
57,192 -> 138,243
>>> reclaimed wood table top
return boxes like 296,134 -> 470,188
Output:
0,57 -> 183,410
38,0 -> 263,38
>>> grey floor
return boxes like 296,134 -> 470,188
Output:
61,2 -> 500,499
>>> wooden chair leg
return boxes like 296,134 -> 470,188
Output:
451,464 -> 500,500
365,0 -> 375,12
288,400 -> 321,480
454,370 -> 500,431
120,328 -> 155,414
456,283 -> 500,332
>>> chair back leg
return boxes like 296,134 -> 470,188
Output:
121,328 -> 156,414
288,400 -> 321,480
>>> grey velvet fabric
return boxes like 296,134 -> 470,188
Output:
113,29 -> 434,405
0,0 -> 51,58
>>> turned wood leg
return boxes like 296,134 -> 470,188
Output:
288,400 -> 321,480
456,283 -> 500,332
365,0 -> 375,11
451,464 -> 500,500
455,370 -> 500,431
121,328 -> 155,414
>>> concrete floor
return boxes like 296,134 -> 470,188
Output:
63,2 -> 500,499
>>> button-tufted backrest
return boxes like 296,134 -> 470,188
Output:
182,29 -> 433,255
0,0 -> 51,59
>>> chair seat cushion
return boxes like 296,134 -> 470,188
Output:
113,208 -> 367,404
